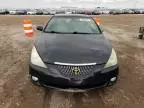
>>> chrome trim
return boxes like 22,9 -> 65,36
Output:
54,62 -> 97,66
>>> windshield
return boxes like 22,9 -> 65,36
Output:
44,16 -> 101,34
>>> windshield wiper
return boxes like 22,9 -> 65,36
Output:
44,31 -> 72,34
44,31 -> 96,34
72,31 -> 95,34
44,31 -> 61,33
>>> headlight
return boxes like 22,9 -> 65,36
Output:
31,46 -> 47,68
104,48 -> 118,68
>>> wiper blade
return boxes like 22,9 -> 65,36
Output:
72,31 -> 94,34
44,31 -> 60,33
44,31 -> 96,34
44,31 -> 71,34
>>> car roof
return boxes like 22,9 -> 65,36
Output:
54,14 -> 91,18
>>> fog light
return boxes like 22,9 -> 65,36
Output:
31,76 -> 39,82
110,77 -> 117,82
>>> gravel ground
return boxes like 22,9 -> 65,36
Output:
0,15 -> 144,108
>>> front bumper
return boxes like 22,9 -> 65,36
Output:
29,63 -> 119,92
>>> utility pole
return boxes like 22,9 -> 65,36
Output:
135,0 -> 138,9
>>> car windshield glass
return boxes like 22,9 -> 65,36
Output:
44,16 -> 101,34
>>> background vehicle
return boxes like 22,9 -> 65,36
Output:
0,9 -> 9,15
9,10 -> 17,15
56,9 -> 65,14
43,9 -> 51,15
75,9 -> 85,14
27,10 -> 37,15
102,10 -> 110,14
109,9 -> 123,15
84,10 -> 93,15
92,10 -> 101,15
16,10 -> 27,15
139,9 -> 144,14
36,9 -> 43,15
133,9 -> 141,14
49,10 -> 56,15
65,10 -> 72,14
123,9 -> 134,14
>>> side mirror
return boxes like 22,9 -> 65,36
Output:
36,26 -> 43,31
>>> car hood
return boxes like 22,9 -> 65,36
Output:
35,33 -> 112,64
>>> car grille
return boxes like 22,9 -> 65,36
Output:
47,64 -> 104,79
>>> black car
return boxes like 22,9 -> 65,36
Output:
0,9 -> 9,15
29,14 -> 119,92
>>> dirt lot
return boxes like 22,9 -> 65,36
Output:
0,15 -> 144,108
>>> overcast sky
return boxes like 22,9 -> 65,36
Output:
0,0 -> 144,8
